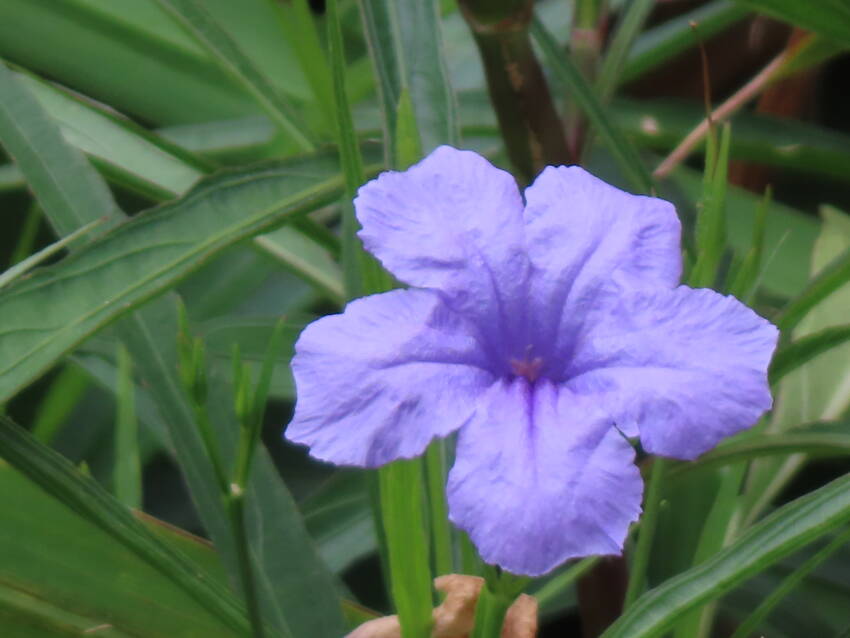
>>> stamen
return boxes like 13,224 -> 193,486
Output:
510,356 -> 544,382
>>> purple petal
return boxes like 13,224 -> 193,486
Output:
523,167 -> 682,361
566,286 -> 778,460
286,289 -> 494,467
447,378 -> 642,576
355,147 -> 530,351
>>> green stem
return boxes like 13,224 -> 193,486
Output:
425,440 -> 454,577
624,457 -> 668,609
471,579 -> 514,638
459,0 -> 572,183
227,490 -> 266,638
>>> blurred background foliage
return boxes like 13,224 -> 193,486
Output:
1,0 -> 850,637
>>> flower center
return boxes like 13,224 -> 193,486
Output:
509,351 -> 544,383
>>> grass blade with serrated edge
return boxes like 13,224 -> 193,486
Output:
600,472 -> 850,638
0,415 -> 251,635
531,17 -> 653,193
0,62 -> 119,238
154,0 -> 314,151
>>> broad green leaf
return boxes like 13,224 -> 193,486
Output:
358,0 -> 458,160
0,0 -> 254,125
531,17 -> 653,193
0,62 -> 120,238
600,472 -> 850,638
0,416 -> 249,636
0,153 -> 346,404
153,0 -> 313,150
733,0 -> 850,48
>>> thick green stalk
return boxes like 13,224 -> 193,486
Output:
380,460 -> 434,638
470,583 -> 513,638
425,440 -> 454,577
458,0 -> 571,183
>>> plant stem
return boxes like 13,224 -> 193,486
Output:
227,488 -> 266,638
470,579 -> 514,638
459,0 -> 571,183
425,440 -> 454,577
624,457 -> 667,609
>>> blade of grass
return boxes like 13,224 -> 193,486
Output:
596,0 -> 655,103
624,458 -> 667,609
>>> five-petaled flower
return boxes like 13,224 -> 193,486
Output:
285,146 -> 778,576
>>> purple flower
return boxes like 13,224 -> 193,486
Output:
286,146 -> 777,576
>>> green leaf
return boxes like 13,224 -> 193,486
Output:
770,325 -> 850,384
0,153 -> 346,404
730,527 -> 850,638
622,2 -> 748,85
117,300 -> 347,638
153,0 -> 314,150
531,17 -> 653,193
732,0 -> 850,48
358,0 -> 458,159
689,123 -> 731,288
0,415 -> 250,636
0,61 -> 120,237
596,0 -> 655,102
113,343 -> 141,509
600,472 -> 850,638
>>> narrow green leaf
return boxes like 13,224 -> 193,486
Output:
0,61 -> 119,237
625,458 -> 667,608
727,186 -> 770,302
600,472 -> 850,638
531,17 -> 653,193
358,0 -> 458,161
689,123 -> 731,288
0,415 -> 250,635
154,0 -> 314,150
596,0 -> 655,102
114,343 -> 141,509
0,153 -> 347,403
30,364 -> 90,444
730,526 -> 850,638
775,245 -> 850,333
622,2 -> 748,84
675,427 -> 850,476
0,217 -> 106,290
770,324 -> 850,384
732,0 -> 850,48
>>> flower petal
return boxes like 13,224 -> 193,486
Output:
355,146 -> 529,323
566,286 -> 778,460
523,167 -> 682,360
447,378 -> 642,576
286,289 -> 494,467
